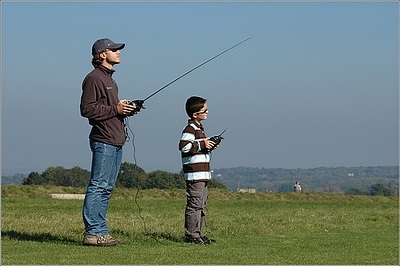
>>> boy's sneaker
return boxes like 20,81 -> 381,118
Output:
83,233 -> 118,246
201,236 -> 216,244
185,236 -> 205,244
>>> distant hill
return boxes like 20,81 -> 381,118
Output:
1,173 -> 27,185
213,166 -> 399,193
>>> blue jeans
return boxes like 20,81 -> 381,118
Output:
82,140 -> 122,235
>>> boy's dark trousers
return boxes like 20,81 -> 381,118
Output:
184,181 -> 208,239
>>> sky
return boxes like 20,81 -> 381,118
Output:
1,1 -> 398,175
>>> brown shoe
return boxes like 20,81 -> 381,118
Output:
105,234 -> 124,244
83,233 -> 118,246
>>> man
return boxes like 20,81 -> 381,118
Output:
80,38 -> 136,246
294,181 -> 302,192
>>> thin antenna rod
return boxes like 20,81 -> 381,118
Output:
143,37 -> 251,101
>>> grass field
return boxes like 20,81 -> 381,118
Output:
1,185 -> 399,265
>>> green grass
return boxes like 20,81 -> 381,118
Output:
1,185 -> 399,265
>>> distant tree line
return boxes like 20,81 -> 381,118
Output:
345,183 -> 398,197
214,166 -> 399,196
11,165 -> 399,196
21,162 -> 227,190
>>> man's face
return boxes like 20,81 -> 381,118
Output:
100,49 -> 121,68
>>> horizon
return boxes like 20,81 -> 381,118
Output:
2,164 -> 398,177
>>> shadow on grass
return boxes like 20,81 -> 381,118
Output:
1,230 -> 81,245
111,228 -> 184,244
144,231 -> 184,243
2,230 -> 184,246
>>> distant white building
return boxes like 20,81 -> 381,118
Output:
237,188 -> 257,193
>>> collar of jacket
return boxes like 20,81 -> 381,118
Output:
97,65 -> 116,76
188,119 -> 204,131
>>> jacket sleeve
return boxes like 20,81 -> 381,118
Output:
80,75 -> 118,121
179,126 -> 206,154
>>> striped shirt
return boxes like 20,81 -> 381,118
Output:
179,120 -> 212,181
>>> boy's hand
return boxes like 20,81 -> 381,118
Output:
204,139 -> 217,150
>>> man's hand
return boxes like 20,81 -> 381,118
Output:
117,99 -> 136,116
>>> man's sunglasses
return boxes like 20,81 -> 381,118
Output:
106,48 -> 120,53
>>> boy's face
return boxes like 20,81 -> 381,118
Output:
192,103 -> 208,123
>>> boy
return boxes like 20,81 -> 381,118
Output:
178,96 -> 217,244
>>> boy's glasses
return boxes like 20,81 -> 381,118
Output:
196,109 -> 208,115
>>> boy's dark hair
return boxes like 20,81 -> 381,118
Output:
185,96 -> 207,118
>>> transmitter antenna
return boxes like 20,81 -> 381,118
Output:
128,37 -> 251,113
143,37 -> 251,102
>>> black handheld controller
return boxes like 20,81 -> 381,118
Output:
126,100 -> 145,116
208,129 -> 226,151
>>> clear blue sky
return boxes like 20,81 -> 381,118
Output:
1,1 -> 398,175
